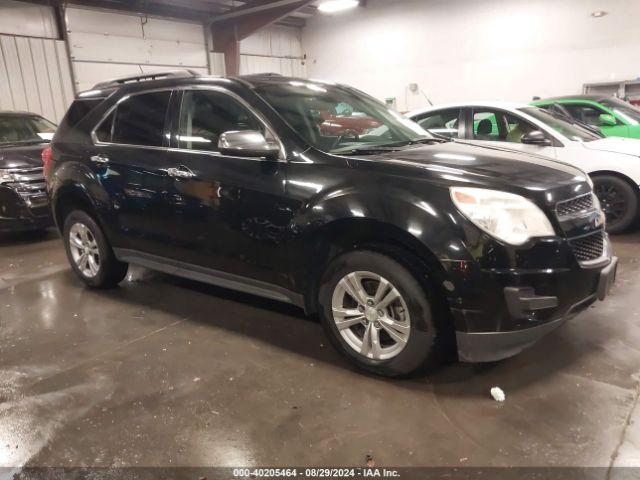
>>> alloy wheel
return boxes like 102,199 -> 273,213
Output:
331,271 -> 411,360
69,222 -> 101,278
594,183 -> 627,226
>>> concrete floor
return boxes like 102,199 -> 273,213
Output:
0,229 -> 639,474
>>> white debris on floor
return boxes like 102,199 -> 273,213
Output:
490,387 -> 506,402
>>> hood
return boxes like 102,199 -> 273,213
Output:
582,137 -> 640,157
0,143 -> 47,169
355,140 -> 587,194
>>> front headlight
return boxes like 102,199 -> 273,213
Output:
0,169 -> 17,184
450,187 -> 555,245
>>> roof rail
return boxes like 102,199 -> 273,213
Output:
239,72 -> 283,79
92,69 -> 200,90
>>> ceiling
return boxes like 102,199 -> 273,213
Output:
58,0 -> 320,27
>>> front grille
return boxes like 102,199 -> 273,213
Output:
569,231 -> 605,262
4,167 -> 47,207
556,193 -> 594,218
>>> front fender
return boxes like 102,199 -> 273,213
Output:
287,182 -> 475,299
579,149 -> 640,186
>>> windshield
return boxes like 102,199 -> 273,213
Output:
519,107 -> 601,142
599,98 -> 640,125
0,115 -> 56,145
255,81 -> 431,154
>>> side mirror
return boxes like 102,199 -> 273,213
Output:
599,113 -> 617,127
521,130 -> 552,146
218,130 -> 281,160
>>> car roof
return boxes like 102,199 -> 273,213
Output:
0,110 -> 41,116
534,95 -> 608,103
78,71 -> 333,98
237,73 -> 314,86
407,101 -> 531,118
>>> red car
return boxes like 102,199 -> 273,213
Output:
319,111 -> 381,136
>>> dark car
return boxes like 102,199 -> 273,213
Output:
0,112 -> 55,232
46,71 -> 617,377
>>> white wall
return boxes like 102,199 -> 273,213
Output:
303,0 -> 640,111
65,6 -> 209,92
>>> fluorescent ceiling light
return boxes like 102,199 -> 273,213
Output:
591,10 -> 608,17
318,0 -> 359,13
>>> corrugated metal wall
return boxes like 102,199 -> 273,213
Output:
0,1 -> 73,122
0,34 -> 74,122
65,7 -> 210,92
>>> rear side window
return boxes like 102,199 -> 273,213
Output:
65,99 -> 104,128
110,91 -> 171,146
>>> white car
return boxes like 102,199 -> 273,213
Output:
407,102 -> 640,233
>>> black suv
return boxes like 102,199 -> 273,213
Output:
47,71 -> 617,376
0,111 -> 55,232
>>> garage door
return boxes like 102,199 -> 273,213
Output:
65,7 -> 209,92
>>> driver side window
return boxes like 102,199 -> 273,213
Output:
563,104 -> 619,127
177,90 -> 263,152
473,111 -> 500,140
472,109 -> 538,144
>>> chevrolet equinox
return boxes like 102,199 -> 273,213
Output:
46,71 -> 618,377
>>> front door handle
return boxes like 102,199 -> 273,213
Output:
166,166 -> 197,179
90,154 -> 109,164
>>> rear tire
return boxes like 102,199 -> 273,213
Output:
318,250 -> 443,377
63,210 -> 128,288
593,175 -> 638,234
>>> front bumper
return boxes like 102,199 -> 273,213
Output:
0,186 -> 52,232
451,253 -> 618,363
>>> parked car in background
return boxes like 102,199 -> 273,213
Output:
318,101 -> 381,136
408,102 -> 640,233
46,71 -> 617,376
0,111 -> 55,232
532,95 -> 640,139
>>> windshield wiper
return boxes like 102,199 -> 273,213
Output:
339,146 -> 407,155
333,136 -> 450,155
407,136 -> 451,144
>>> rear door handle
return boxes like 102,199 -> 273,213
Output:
90,154 -> 110,164
166,166 -> 197,179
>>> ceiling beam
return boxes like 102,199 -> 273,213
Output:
49,0 -> 216,22
210,0 -> 313,23
210,0 -> 314,75
20,0 -> 312,27
276,15 -> 306,27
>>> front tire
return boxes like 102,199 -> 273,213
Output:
318,250 -> 442,377
593,175 -> 638,234
63,210 -> 128,288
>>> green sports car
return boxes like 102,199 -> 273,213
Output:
531,95 -> 640,139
